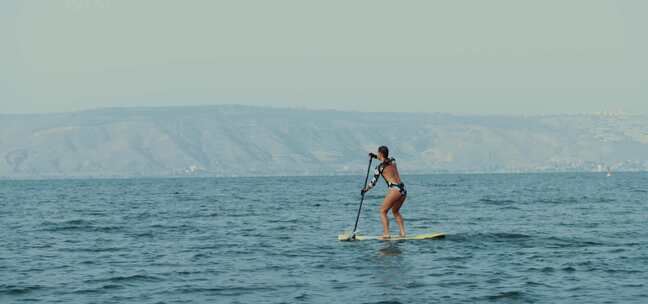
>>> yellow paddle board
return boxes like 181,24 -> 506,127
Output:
338,232 -> 446,241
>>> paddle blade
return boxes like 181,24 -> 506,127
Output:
338,232 -> 354,241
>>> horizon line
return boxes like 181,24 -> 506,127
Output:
0,104 -> 639,118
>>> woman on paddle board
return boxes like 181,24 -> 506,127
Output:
361,146 -> 407,239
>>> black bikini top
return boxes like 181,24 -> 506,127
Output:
366,157 -> 398,191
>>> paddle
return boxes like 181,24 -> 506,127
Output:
351,154 -> 374,239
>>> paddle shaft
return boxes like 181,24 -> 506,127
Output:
352,157 -> 373,237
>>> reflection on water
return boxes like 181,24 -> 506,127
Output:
372,241 -> 418,294
378,242 -> 403,257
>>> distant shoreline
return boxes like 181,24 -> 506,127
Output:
2,105 -> 647,178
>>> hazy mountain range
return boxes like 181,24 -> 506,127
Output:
1,105 -> 647,178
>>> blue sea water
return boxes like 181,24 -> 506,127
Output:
1,173 -> 647,304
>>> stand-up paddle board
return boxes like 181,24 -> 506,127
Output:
338,232 -> 446,241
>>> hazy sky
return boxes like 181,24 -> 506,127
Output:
2,1 -> 647,115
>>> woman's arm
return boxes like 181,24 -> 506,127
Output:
362,166 -> 381,194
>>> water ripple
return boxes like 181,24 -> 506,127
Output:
1,173 -> 647,304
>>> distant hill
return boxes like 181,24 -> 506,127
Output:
1,106 -> 647,178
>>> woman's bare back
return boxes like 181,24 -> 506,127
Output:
381,163 -> 402,185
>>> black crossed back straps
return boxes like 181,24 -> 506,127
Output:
366,157 -> 402,193
378,157 -> 396,181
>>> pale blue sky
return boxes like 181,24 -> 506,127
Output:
2,1 -> 647,114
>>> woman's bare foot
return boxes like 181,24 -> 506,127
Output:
380,234 -> 391,240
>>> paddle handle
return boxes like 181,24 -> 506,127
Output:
352,156 -> 373,237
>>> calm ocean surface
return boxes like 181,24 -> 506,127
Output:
1,173 -> 647,304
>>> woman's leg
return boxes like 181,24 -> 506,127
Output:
391,195 -> 407,236
380,190 -> 402,238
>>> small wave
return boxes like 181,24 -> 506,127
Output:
437,255 -> 472,262
181,212 -> 219,219
603,268 -> 642,274
449,232 -> 608,251
188,244 -> 222,250
478,198 -> 516,205
442,232 -> 532,243
594,197 -> 616,203
191,253 -> 212,261
404,281 -> 426,288
491,232 -> 531,240
39,219 -> 124,233
101,284 -> 123,290
485,291 -> 526,301
527,266 -> 555,273
129,231 -> 155,238
39,220 -> 90,232
227,212 -> 261,218
270,225 -> 298,233
59,246 -> 126,253
93,225 -> 125,233
148,223 -> 197,231
84,274 -> 164,284
0,285 -> 44,295
169,285 -> 277,296
607,248 -> 626,253
525,281 -> 554,288
131,212 -> 153,220
267,218 -> 299,224
621,283 -> 644,288
174,194 -> 200,202
535,198 -> 581,204
452,232 -> 596,251
428,183 -> 458,188
544,236 -> 604,248
72,284 -> 124,294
